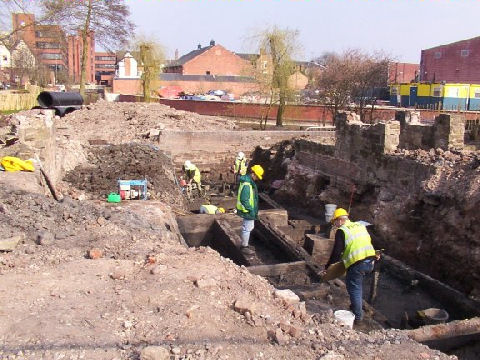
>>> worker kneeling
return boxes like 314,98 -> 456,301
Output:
199,204 -> 225,215
324,208 -> 376,324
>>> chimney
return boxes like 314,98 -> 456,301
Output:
197,44 -> 201,50
210,39 -> 215,46
175,49 -> 179,60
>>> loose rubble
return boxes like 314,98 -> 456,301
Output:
0,105 -> 459,359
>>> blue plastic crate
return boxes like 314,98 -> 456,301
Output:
118,179 -> 147,200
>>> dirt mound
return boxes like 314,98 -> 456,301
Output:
62,143 -> 186,209
0,182 -> 452,360
56,100 -> 236,145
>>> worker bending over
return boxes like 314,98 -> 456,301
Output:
236,164 -> 264,255
324,208 -> 376,324
233,152 -> 247,188
199,204 -> 225,214
183,160 -> 201,190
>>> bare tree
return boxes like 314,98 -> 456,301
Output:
0,1 -> 34,46
315,50 -> 357,120
351,52 -> 390,123
253,26 -> 300,127
40,0 -> 135,97
10,41 -> 35,85
315,49 -> 391,123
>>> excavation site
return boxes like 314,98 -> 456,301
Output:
0,101 -> 479,360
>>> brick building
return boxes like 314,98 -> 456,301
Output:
12,13 -> 66,74
114,40 -> 309,97
163,40 -> 252,77
67,31 -> 95,84
420,36 -> 480,83
389,62 -> 419,84
11,13 -> 97,85
94,52 -> 116,86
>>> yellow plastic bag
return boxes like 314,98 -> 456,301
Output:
0,156 -> 35,172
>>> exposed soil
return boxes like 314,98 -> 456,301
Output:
62,143 -> 186,209
0,104 -> 460,359
57,100 -> 236,145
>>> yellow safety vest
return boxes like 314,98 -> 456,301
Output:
185,164 -> 201,184
201,205 -> 218,214
340,220 -> 376,269
234,158 -> 247,176
236,182 -> 254,213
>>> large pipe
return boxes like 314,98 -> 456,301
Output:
37,91 -> 84,108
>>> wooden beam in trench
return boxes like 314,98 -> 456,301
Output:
405,317 -> 480,343
248,261 -> 306,277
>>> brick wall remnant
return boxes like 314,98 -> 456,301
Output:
434,114 -> 465,150
10,109 -> 57,183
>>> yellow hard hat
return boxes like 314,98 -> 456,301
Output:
250,164 -> 264,180
331,208 -> 349,222
218,207 -> 225,213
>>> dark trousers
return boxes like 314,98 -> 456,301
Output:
345,259 -> 374,321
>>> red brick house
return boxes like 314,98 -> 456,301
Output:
163,40 -> 252,77
420,36 -> 480,83
113,40 -> 310,97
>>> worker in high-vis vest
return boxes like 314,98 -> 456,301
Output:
233,152 -> 248,188
183,160 -> 201,189
199,204 -> 225,214
236,164 -> 264,255
324,208 -> 377,324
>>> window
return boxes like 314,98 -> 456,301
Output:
433,88 -> 442,97
41,53 -> 62,60
434,51 -> 442,59
48,64 -> 64,71
36,42 -> 60,49
460,49 -> 470,57
475,91 -> 480,99
96,64 -> 115,69
206,71 -> 210,75
35,30 -> 57,38
95,56 -> 116,61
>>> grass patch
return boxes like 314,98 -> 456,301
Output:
0,110 -> 22,115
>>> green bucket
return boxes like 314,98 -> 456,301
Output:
107,192 -> 121,203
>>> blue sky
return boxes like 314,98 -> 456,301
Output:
127,0 -> 480,63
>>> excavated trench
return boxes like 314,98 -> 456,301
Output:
177,189 -> 480,359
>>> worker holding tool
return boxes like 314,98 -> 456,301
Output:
322,208 -> 377,324
236,164 -> 264,255
183,160 -> 202,194
233,152 -> 248,188
199,204 -> 225,214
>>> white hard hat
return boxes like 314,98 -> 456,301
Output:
184,160 -> 191,167
237,152 -> 245,159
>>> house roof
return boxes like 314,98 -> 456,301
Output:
423,35 -> 480,51
166,45 -> 213,67
235,53 -> 259,61
159,73 -> 255,83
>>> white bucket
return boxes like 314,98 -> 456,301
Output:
334,310 -> 355,328
324,204 -> 337,223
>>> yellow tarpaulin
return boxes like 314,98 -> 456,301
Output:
0,156 -> 35,172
